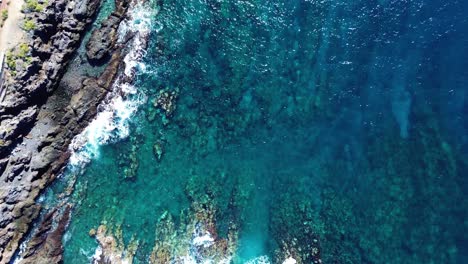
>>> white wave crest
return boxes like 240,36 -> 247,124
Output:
244,255 -> 297,264
282,257 -> 297,264
170,226 -> 232,264
68,2 -> 158,169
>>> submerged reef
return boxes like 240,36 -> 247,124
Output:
86,195 -> 238,264
92,224 -> 139,264
1,0 -> 467,263
149,200 -> 238,263
318,113 -> 467,263
118,135 -> 143,181
147,87 -> 179,125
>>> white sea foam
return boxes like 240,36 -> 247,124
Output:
244,256 -> 297,264
90,246 -> 103,263
192,232 -> 214,248
245,255 -> 271,264
179,254 -> 232,264
173,227 -> 232,264
68,2 -> 158,170
282,257 -> 297,264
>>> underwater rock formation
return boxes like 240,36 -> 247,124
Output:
149,200 -> 238,263
92,224 -> 139,264
151,87 -> 179,125
118,135 -> 143,180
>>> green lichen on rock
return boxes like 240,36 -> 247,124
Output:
22,0 -> 47,13
1,9 -> 7,20
5,43 -> 32,75
22,18 -> 36,31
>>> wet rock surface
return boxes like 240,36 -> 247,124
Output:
17,205 -> 72,264
0,0 -> 134,263
92,224 -> 140,264
86,0 -> 129,64
0,50 -> 125,264
0,0 -> 100,157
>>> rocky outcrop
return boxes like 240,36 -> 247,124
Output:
0,0 -> 135,263
86,0 -> 129,64
0,48 -> 125,264
17,205 -> 72,264
92,225 -> 139,264
0,0 -> 101,158
149,199 -> 238,263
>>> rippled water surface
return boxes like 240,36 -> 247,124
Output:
53,0 -> 468,263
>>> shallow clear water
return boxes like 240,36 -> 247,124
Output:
54,0 -> 468,263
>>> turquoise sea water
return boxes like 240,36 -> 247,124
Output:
47,0 -> 468,263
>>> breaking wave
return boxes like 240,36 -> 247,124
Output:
68,2 -> 159,170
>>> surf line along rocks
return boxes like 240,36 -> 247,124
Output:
0,0 -> 141,262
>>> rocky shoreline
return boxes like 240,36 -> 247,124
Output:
0,0 -> 141,263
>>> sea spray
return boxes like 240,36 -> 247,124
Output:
69,2 -> 159,170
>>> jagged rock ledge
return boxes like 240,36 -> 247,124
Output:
0,0 -> 141,263
86,0 -> 129,64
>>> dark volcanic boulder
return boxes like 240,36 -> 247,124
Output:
86,14 -> 121,63
86,0 -> 129,64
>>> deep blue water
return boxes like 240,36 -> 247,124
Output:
54,0 -> 468,263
